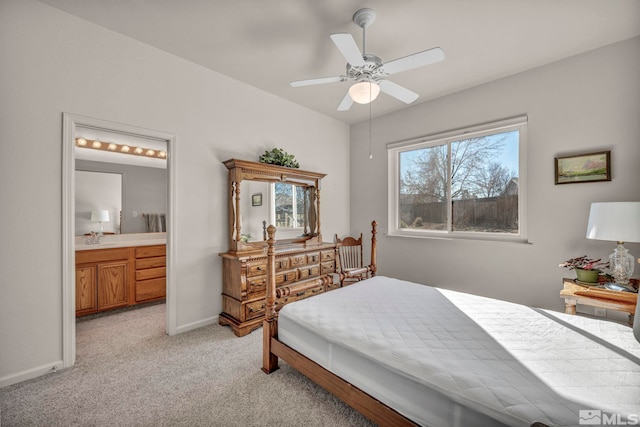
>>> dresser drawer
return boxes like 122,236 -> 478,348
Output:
320,250 -> 335,262
245,300 -> 266,320
305,252 -> 320,264
321,261 -> 335,275
275,257 -> 289,271
288,285 -> 323,302
275,269 -> 298,286
246,260 -> 267,277
247,275 -> 267,294
298,265 -> 320,280
288,254 -> 307,267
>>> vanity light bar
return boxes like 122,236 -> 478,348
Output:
75,138 -> 167,160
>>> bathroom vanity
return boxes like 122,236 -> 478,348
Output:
75,234 -> 166,316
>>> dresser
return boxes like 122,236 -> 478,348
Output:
218,159 -> 339,336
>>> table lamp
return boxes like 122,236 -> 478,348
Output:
586,202 -> 640,286
91,210 -> 110,236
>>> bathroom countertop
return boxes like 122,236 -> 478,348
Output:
75,233 -> 166,251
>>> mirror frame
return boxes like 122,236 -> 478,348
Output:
223,159 -> 326,253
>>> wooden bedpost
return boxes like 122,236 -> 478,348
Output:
370,220 -> 377,276
262,225 -> 279,374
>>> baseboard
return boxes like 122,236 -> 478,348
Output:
174,315 -> 218,335
0,360 -> 64,388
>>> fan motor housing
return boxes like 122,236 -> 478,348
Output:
346,54 -> 385,81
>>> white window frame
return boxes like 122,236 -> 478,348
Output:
387,116 -> 528,243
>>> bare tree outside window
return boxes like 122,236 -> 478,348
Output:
399,130 -> 519,234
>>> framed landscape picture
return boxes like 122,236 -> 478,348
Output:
554,151 -> 611,185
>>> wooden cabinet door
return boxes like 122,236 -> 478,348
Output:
76,265 -> 97,314
97,261 -> 128,310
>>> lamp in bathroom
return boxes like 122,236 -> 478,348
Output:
586,202 -> 640,285
91,210 -> 110,236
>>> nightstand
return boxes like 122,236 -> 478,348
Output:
560,278 -> 638,326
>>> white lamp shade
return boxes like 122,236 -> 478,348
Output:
349,81 -> 380,104
91,210 -> 110,222
586,202 -> 640,243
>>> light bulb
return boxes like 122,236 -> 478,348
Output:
92,140 -> 102,148
348,81 -> 380,104
108,143 -> 117,150
76,138 -> 87,146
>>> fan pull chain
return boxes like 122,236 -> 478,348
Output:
368,81 -> 373,159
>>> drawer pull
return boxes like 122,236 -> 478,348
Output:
249,303 -> 265,313
295,291 -> 306,297
256,266 -> 263,271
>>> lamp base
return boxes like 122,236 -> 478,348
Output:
609,242 -> 634,286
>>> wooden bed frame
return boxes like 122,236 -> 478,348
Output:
261,221 -> 554,427
261,221 -> 420,426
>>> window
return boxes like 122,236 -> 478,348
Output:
388,116 -> 527,242
272,182 -> 305,229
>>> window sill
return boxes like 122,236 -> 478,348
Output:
387,230 -> 531,245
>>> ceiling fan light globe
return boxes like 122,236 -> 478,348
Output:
349,81 -> 380,104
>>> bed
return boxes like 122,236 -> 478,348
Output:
261,227 -> 640,427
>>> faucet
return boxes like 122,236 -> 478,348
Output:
86,231 -> 102,245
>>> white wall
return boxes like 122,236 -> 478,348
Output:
350,36 -> 640,312
0,0 -> 350,386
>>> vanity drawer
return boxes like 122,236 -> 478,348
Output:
247,275 -> 267,294
321,250 -> 335,262
136,256 -> 166,270
136,266 -> 166,281
288,254 -> 307,267
135,245 -> 165,258
135,277 -> 165,302
245,300 -> 266,320
246,260 -> 267,277
298,265 -> 320,280
321,261 -> 335,275
76,247 -> 130,264
275,269 -> 298,286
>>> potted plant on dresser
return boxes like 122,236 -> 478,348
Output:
559,255 -> 610,283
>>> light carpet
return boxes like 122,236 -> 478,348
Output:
0,303 -> 374,426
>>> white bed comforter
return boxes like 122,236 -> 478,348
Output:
278,276 -> 640,427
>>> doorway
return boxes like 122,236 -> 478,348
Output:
62,113 -> 176,369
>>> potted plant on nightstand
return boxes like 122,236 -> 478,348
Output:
559,255 -> 609,283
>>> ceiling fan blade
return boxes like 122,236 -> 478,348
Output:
383,47 -> 445,75
337,92 -> 354,111
290,76 -> 344,87
379,80 -> 419,104
330,33 -> 365,67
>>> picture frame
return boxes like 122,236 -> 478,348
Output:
252,193 -> 262,207
554,150 -> 611,185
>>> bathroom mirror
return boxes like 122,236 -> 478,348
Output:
74,127 -> 167,235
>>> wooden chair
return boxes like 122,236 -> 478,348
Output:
335,220 -> 377,286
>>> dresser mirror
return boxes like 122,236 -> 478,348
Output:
223,159 -> 326,252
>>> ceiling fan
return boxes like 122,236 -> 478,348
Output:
290,8 -> 445,111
